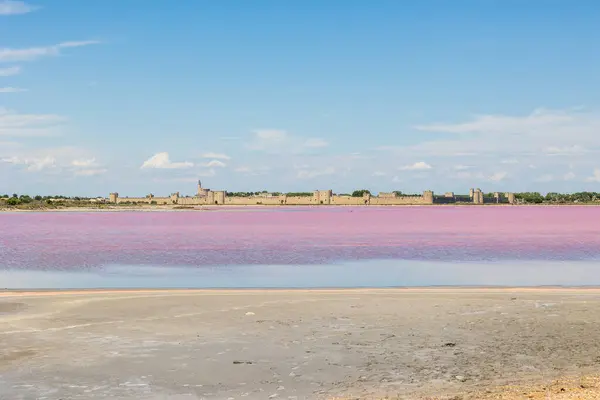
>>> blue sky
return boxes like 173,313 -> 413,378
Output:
1,0 -> 600,197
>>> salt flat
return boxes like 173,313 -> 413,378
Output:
2,288 -> 600,399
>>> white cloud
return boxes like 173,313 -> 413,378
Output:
2,155 -> 55,171
74,168 -> 107,177
0,107 -> 65,137
453,170 -> 507,182
454,164 -> 472,170
198,169 -> 216,177
201,152 -> 230,160
488,171 -> 507,182
303,138 -> 329,148
543,145 -> 587,156
0,0 -> 37,15
255,129 -> 287,141
0,140 -> 19,149
140,152 -> 193,169
585,169 -> 600,183
234,165 -> 270,176
407,108 -> 600,157
400,161 -> 432,171
68,157 -> 107,176
414,108 -> 576,135
0,66 -> 20,76
199,159 -> 226,168
1,146 -> 101,175
500,159 -> 519,164
247,129 -> 288,151
247,129 -> 329,153
535,172 -> 576,183
0,40 -> 99,63
372,171 -> 387,176
296,166 -> 335,179
71,158 -> 96,167
563,171 -> 576,181
0,87 -> 27,93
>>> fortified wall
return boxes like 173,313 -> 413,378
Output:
109,182 -> 514,206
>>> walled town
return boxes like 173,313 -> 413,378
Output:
108,181 -> 516,206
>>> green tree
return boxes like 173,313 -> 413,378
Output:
19,195 -> 33,204
6,197 -> 20,206
286,192 -> 313,197
351,189 -> 371,197
514,192 -> 544,204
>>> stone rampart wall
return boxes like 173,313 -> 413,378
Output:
330,196 -> 367,205
153,197 -> 171,204
370,196 -> 430,205
284,196 -> 315,205
110,189 -> 450,206
177,197 -> 200,205
113,194 -> 434,205
226,196 -> 287,205
116,197 -> 149,204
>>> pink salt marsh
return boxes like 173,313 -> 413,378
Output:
1,205 -> 600,270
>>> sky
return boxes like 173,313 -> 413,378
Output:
1,0 -> 600,197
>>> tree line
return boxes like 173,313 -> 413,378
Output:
514,192 -> 600,204
0,194 -> 101,206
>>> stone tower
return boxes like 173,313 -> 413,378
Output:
214,191 -> 226,205
207,191 -> 215,204
321,190 -> 332,205
109,192 -> 119,203
423,190 -> 434,204
473,188 -> 484,204
507,192 -> 515,204
197,180 -> 209,197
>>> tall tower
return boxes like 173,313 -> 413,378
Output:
197,179 -> 209,197
423,190 -> 434,204
507,192 -> 515,204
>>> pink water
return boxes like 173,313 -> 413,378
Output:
1,206 -> 599,271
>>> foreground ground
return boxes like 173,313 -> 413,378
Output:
2,288 -> 600,399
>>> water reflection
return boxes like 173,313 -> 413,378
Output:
1,259 -> 599,289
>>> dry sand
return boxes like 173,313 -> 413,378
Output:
2,288 -> 600,399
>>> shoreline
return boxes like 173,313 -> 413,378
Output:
2,203 -> 600,212
4,286 -> 600,297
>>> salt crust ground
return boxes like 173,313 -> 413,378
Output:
2,288 -> 600,399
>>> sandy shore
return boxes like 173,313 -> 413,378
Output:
2,288 -> 600,399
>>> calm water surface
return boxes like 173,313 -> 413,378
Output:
1,206 -> 600,288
